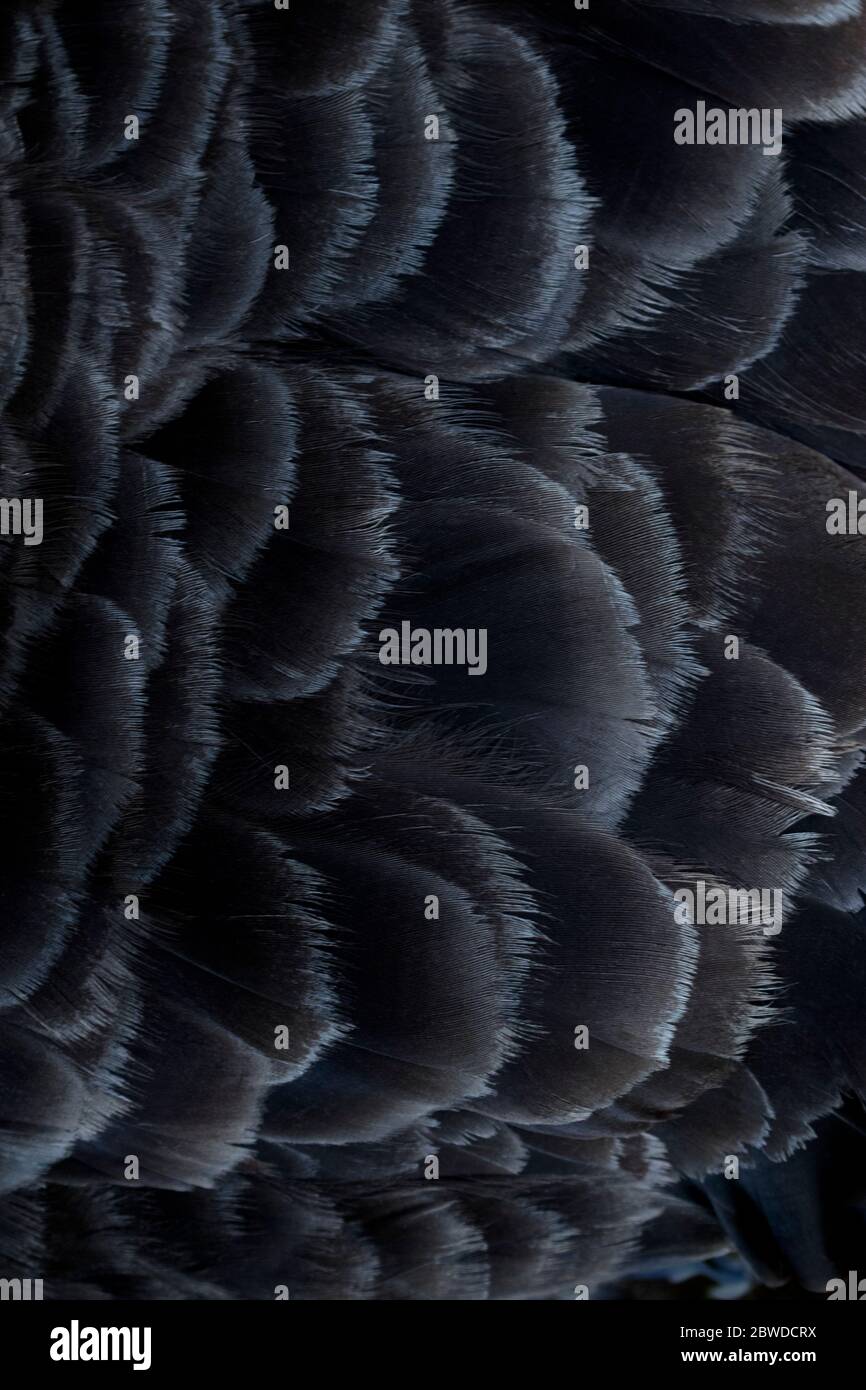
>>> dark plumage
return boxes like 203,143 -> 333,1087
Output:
1,0 -> 866,1301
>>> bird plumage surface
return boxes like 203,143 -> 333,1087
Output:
1,0 -> 866,1300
